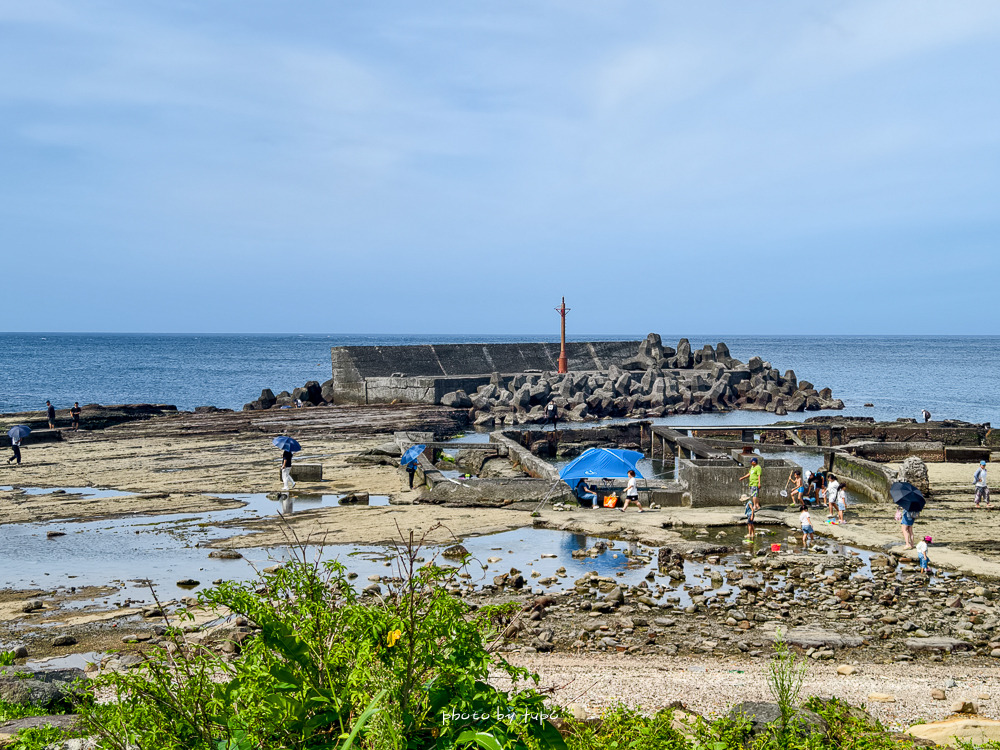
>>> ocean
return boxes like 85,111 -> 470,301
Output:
0,333 -> 996,425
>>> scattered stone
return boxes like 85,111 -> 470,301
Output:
442,545 -> 469,560
20,600 -> 43,613
51,635 -> 77,647
951,700 -> 978,715
208,550 -> 242,559
931,689 -> 947,701
176,579 -> 200,588
868,693 -> 896,703
46,531 -> 66,538
836,665 -> 857,676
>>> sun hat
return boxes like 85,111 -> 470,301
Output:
924,535 -> 932,543
750,457 -> 758,464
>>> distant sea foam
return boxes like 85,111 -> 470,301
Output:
0,333 -> 995,425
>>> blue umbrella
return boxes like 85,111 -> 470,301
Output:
272,436 -> 301,452
400,444 -> 426,466
890,481 -> 925,514
559,447 -> 645,484
8,426 -> 30,441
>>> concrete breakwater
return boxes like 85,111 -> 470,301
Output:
243,334 -> 844,423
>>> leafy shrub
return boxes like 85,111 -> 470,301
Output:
79,532 -> 564,749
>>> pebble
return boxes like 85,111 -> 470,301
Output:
868,693 -> 896,703
52,635 -> 77,647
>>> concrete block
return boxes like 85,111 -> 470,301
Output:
290,464 -> 323,482
944,446 -> 991,463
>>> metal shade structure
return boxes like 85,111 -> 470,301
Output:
559,447 -> 644,484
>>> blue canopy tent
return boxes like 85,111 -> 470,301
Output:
559,447 -> 644,484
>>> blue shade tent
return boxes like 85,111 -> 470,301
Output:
559,448 -> 645,484
400,444 -> 426,466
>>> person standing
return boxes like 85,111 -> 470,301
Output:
544,401 -> 558,430
900,507 -> 916,549
916,535 -> 932,576
620,470 -> 644,513
46,401 -> 56,429
740,457 -> 762,509
825,474 -> 840,518
800,507 -> 814,547
7,437 -> 21,466
70,402 -> 81,430
836,484 -> 848,524
974,460 -> 991,508
922,409 -> 931,423
405,460 -> 417,489
744,494 -> 756,540
280,449 -> 296,490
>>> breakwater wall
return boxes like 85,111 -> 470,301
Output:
831,453 -> 896,503
330,341 -> 639,405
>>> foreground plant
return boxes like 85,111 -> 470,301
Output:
78,527 -> 563,749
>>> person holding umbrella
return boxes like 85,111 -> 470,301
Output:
891,481 -> 926,550
399,444 -> 426,490
272,436 -> 301,491
7,426 -> 29,466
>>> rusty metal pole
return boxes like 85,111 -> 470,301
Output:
556,297 -> 570,373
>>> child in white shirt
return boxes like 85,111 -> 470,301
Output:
800,508 -> 814,547
916,535 -> 931,576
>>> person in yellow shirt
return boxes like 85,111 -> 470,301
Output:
740,457 -> 762,510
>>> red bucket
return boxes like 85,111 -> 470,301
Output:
770,543 -> 781,553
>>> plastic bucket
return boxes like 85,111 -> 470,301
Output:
770,543 -> 781,553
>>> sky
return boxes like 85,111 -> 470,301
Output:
1,1 -> 999,335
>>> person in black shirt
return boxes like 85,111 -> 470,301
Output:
544,401 -> 558,430
280,450 -> 296,490
70,402 -> 81,430
46,401 -> 56,429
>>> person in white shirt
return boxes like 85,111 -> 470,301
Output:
836,486 -> 848,524
825,475 -> 840,518
916,535 -> 931,576
800,508 -> 814,547
620,470 -> 644,513
974,461 -> 991,508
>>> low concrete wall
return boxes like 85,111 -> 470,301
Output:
489,432 -> 561,482
944,446 -> 992,463
423,477 -> 568,506
831,453 -> 895,503
846,441 -> 945,463
679,458 -> 800,507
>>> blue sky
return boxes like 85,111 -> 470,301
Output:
2,1 -> 999,335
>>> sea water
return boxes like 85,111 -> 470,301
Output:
0,333 -> 997,424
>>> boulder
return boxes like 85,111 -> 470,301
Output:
320,379 -> 336,404
259,389 -> 277,409
908,717 -> 1000,747
675,339 -> 693,368
905,637 -> 971,653
302,381 -> 322,404
728,702 -> 827,738
0,666 -> 86,709
440,391 -> 472,409
899,456 -> 931,496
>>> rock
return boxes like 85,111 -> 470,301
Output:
899,456 -> 931,496
766,626 -> 863,650
208,550 -> 243,559
12,646 -> 27,659
440,391 -> 472,409
728,702 -> 827,738
51,635 -> 77,647
905,637 -> 972,653
908,717 -> 1000,747
176,579 -> 200,588
604,587 -> 624,605
0,714 -> 80,742
868,693 -> 896,703
951,700 -> 978,715
932,689 -> 947,701
0,666 -> 86,709
442,544 -> 469,560
46,531 -> 66,538
836,665 -> 857,676
20,599 -> 43,613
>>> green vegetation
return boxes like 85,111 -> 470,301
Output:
77,534 -> 564,750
